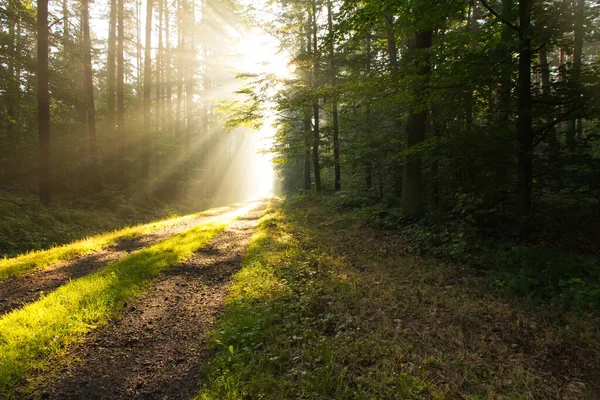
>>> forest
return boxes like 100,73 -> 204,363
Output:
0,0 -> 599,398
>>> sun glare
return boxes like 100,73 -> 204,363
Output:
235,28 -> 293,79
228,28 -> 285,198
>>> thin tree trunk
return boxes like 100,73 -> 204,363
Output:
137,0 -> 142,99
572,0 -> 584,135
384,11 -> 398,74
402,31 -> 432,216
310,1 -> 321,191
108,0 -> 117,129
517,0 -> 534,215
38,0 -> 52,203
117,0 -> 125,174
156,0 -> 163,132
62,0 -> 68,48
303,117 -> 312,191
365,34 -> 373,190
185,0 -> 194,146
82,0 -> 101,190
327,0 -> 340,190
175,0 -> 182,139
165,0 -> 172,135
302,17 -> 311,191
7,4 -> 16,135
142,0 -> 153,181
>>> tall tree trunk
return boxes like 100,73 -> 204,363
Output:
303,117 -> 312,191
108,0 -> 117,129
137,0 -> 142,99
384,11 -> 398,75
37,0 -> 52,204
185,0 -> 195,146
401,30 -> 432,216
62,0 -> 68,48
327,0 -> 340,190
82,0 -> 101,190
365,34 -> 373,190
142,0 -> 153,181
156,0 -> 163,132
7,3 -> 17,135
465,3 -> 477,131
310,1 -> 321,191
175,0 -> 182,139
302,18 -> 311,191
117,0 -> 125,174
516,0 -> 534,215
165,0 -> 172,135
539,47 -> 551,96
572,0 -> 584,135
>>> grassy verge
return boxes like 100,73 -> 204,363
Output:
196,198 -> 599,399
0,191 -> 200,258
0,206 -> 228,281
0,211 -> 237,394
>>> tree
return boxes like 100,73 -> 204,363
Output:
117,0 -> 125,173
37,0 -> 52,203
82,0 -> 101,189
142,0 -> 153,181
401,30 -> 432,217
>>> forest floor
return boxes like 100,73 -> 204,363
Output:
20,205 -> 265,399
1,196 -> 598,399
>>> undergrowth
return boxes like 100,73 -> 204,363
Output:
196,199 -> 599,399
325,191 -> 600,313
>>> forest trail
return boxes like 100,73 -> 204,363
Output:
19,203 -> 266,399
0,202 -> 254,316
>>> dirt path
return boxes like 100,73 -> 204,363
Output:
0,203 -> 245,316
21,203 -> 265,399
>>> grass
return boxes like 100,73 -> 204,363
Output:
0,204 -> 251,395
0,206 -> 229,281
196,197 -> 599,399
0,191 -> 198,258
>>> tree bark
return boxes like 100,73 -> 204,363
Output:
37,0 -> 52,204
572,0 -> 584,135
516,0 -> 534,215
156,0 -> 163,132
117,0 -> 125,173
185,0 -> 195,146
165,0 -> 172,135
142,0 -> 153,181
310,0 -> 321,191
402,30 -> 432,217
108,0 -> 117,129
384,12 -> 398,75
82,0 -> 101,190
327,0 -> 341,190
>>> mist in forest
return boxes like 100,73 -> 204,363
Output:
0,0 -> 280,208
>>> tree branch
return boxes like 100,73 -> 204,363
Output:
478,0 -> 519,32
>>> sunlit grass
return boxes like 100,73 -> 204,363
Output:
0,204 -> 257,394
196,198 -> 599,399
0,206 -> 230,281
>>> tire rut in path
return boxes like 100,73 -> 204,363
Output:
24,203 -> 265,400
0,204 -> 243,316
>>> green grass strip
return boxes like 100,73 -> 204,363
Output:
0,219 -> 229,394
0,206 -> 228,281
195,201 -> 434,400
